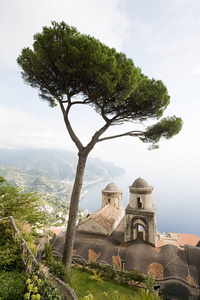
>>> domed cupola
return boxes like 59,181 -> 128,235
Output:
103,182 -> 122,193
102,182 -> 122,209
129,177 -> 153,209
131,177 -> 151,189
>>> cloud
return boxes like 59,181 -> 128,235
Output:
0,0 -> 130,68
0,105 -> 74,150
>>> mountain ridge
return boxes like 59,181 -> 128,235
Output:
0,148 -> 125,182
0,148 -> 125,227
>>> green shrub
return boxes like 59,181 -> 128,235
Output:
0,270 -> 27,300
88,261 -> 99,269
125,270 -> 145,283
90,262 -> 117,279
0,245 -> 24,271
49,260 -> 71,284
24,273 -> 62,300
80,293 -> 94,300
15,220 -> 39,257
39,276 -> 62,300
44,242 -> 54,265
0,220 -> 24,271
89,270 -> 103,283
0,220 -> 14,245
44,242 -> 71,284
133,289 -> 160,300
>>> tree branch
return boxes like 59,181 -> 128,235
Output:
81,122 -> 111,155
98,130 -> 144,142
57,97 -> 84,151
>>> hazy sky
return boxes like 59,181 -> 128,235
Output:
1,0 -> 200,235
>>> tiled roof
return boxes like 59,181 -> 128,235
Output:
157,240 -> 164,247
158,232 -> 200,248
177,233 -> 200,247
93,205 -> 120,231
45,227 -> 63,235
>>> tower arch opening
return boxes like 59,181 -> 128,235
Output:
133,223 -> 145,240
130,216 -> 148,242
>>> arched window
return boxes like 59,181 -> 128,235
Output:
137,197 -> 142,208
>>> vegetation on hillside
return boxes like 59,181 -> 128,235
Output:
0,174 -> 88,228
0,220 -> 62,299
0,149 -> 124,228
0,176 -> 44,226
0,217 -> 161,299
0,177 -> 161,299
0,178 -> 63,300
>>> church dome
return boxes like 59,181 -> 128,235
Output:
103,182 -> 122,193
131,177 -> 150,189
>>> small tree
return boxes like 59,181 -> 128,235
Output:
17,21 -> 182,268
0,177 -> 44,226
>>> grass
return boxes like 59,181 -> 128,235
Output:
70,268 -> 140,300
0,270 -> 27,300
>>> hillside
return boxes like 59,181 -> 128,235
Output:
0,148 -> 124,183
0,149 -> 124,224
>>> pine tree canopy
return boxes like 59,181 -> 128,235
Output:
17,21 -> 182,147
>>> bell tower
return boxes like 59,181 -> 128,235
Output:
102,182 -> 123,209
125,177 -> 157,246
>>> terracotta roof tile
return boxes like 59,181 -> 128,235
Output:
93,205 -> 120,231
157,240 -> 164,247
45,227 -> 63,235
177,233 -> 200,247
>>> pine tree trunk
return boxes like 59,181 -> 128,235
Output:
62,153 -> 87,269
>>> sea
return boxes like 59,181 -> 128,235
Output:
80,172 -> 132,214
79,171 -> 200,237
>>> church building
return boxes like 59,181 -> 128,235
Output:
78,182 -> 125,236
78,177 -> 157,247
